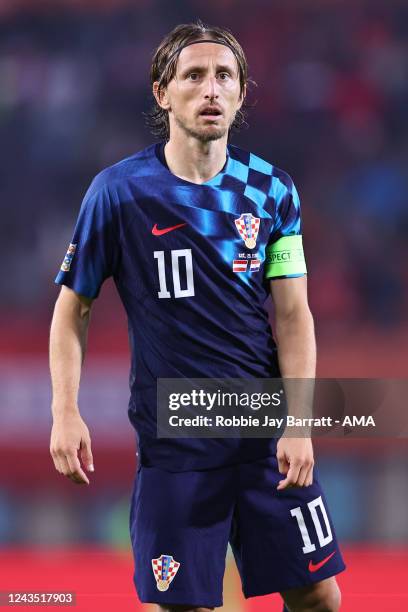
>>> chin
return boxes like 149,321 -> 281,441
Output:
189,125 -> 228,143
175,115 -> 228,143
200,129 -> 226,143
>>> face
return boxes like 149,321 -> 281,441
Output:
155,42 -> 245,143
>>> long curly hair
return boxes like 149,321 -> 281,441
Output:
146,20 -> 254,140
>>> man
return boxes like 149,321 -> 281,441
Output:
50,21 -> 345,612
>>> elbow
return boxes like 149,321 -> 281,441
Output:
275,305 -> 314,339
278,302 -> 314,325
78,300 -> 92,321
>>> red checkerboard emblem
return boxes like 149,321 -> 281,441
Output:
151,554 -> 181,591
234,213 -> 260,249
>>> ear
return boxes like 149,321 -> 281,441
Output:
237,83 -> 247,110
153,81 -> 171,111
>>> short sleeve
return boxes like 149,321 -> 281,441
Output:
264,175 -> 307,280
54,182 -> 120,299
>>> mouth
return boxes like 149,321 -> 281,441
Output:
199,107 -> 223,118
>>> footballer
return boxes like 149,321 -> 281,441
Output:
50,21 -> 345,612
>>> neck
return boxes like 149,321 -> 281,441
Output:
164,133 -> 228,185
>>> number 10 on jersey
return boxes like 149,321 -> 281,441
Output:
154,249 -> 195,299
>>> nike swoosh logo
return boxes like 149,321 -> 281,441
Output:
308,551 -> 336,573
152,223 -> 187,236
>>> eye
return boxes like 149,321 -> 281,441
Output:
187,73 -> 199,81
218,72 -> 231,80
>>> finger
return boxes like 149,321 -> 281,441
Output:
296,464 -> 311,487
304,463 -> 314,487
50,449 -> 63,474
277,453 -> 289,475
277,462 -> 301,490
58,452 -> 88,485
65,452 -> 90,485
50,447 -> 61,473
58,453 -> 77,480
79,438 -> 94,472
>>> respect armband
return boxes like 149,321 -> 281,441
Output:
264,235 -> 307,278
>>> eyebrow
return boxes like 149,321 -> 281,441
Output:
179,64 -> 237,76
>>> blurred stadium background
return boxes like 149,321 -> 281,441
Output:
0,0 -> 407,610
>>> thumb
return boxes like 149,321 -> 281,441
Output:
80,438 -> 94,472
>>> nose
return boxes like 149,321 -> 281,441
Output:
204,75 -> 219,100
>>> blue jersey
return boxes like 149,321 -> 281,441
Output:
55,142 -> 306,471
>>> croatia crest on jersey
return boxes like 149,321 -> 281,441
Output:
151,554 -> 180,591
235,213 -> 260,249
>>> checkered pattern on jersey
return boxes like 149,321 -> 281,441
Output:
212,146 -> 299,229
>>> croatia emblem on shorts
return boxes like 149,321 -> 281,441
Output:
235,213 -> 260,249
151,554 -> 180,591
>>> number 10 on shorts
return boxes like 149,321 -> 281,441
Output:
291,495 -> 333,554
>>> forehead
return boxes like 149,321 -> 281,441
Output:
175,42 -> 238,71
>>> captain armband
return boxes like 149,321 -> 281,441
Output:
264,235 -> 307,278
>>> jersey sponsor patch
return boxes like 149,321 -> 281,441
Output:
235,213 -> 260,249
60,243 -> 77,272
151,554 -> 180,591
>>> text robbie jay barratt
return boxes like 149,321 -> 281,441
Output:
167,415 -> 376,427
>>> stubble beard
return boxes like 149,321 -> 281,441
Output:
174,113 -> 228,143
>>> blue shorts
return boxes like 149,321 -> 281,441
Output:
129,455 -> 346,608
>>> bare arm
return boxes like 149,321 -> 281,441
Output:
270,276 -> 315,489
271,275 -> 316,378
49,285 -> 94,485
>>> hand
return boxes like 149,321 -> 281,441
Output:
276,437 -> 314,490
50,411 -> 94,485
